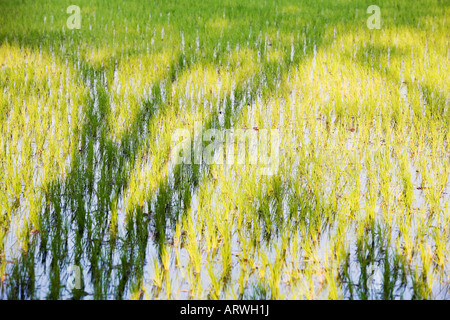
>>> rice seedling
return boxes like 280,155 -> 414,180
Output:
0,0 -> 449,300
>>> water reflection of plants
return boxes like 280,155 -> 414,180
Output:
0,0 -> 449,299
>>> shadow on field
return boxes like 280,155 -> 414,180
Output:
1,0 -> 446,299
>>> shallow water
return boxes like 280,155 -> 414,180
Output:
1,0 -> 450,300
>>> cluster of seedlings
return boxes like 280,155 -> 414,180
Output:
0,0 -> 449,299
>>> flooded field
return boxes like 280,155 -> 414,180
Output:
0,0 -> 449,299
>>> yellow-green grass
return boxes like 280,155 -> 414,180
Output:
0,0 -> 449,299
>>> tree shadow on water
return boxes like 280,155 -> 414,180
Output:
1,0 -> 446,299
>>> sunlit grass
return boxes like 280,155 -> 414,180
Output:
0,0 -> 449,300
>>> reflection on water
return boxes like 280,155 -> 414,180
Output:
1,0 -> 450,300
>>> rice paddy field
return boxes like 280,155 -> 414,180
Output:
0,0 -> 449,300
